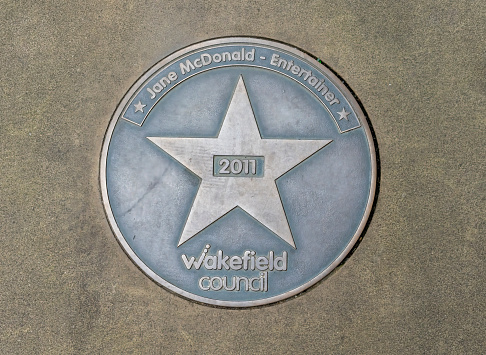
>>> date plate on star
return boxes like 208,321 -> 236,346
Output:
213,156 -> 265,177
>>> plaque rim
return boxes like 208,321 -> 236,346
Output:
100,37 -> 377,307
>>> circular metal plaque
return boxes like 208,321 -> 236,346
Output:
101,37 -> 377,307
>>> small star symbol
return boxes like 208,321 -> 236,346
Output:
134,100 -> 146,113
337,108 -> 351,121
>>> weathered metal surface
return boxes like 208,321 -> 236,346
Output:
100,38 -> 376,306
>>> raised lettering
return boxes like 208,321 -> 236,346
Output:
249,277 -> 260,292
308,76 -> 319,86
153,83 -> 163,93
298,68 -> 312,80
291,65 -> 300,75
181,253 -> 205,270
201,53 -> 212,65
217,250 -> 229,270
230,159 -> 242,174
274,251 -> 287,271
245,48 -> 255,61
329,97 -> 340,105
147,87 -> 156,99
204,255 -> 217,270
214,156 -> 263,177
256,256 -> 268,270
160,76 -> 170,88
277,57 -> 287,69
232,51 -> 241,61
219,158 -> 230,174
180,59 -> 195,74
198,277 -> 210,290
229,256 -> 242,270
168,71 -> 178,81
324,92 -> 335,102
221,52 -> 231,62
211,277 -> 223,291
270,53 -> 279,66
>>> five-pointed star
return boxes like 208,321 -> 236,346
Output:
337,107 -> 351,121
134,100 -> 146,113
148,76 -> 332,248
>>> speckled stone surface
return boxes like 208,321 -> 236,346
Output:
1,1 -> 484,353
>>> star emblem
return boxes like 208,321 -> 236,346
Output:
337,108 -> 350,121
134,100 -> 146,113
148,76 -> 332,248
